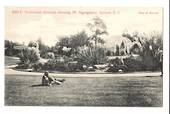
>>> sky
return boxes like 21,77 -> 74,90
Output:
5,7 -> 163,47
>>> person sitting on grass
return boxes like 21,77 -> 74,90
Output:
42,71 -> 65,86
42,71 -> 50,86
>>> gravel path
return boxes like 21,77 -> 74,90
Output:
5,65 -> 161,77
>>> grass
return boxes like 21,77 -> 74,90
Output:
5,56 -> 20,66
5,75 -> 162,106
5,56 -> 163,106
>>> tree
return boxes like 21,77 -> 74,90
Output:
122,31 -> 162,56
87,17 -> 108,64
5,40 -> 21,56
122,31 -> 163,70
36,38 -> 51,58
120,41 -> 125,49
115,44 -> 120,56
71,31 -> 90,48
57,31 -> 89,57
120,41 -> 126,55
106,50 -> 112,56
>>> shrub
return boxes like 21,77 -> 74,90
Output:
76,46 -> 107,66
41,55 -> 84,72
42,59 -> 68,71
32,62 -> 43,71
123,57 -> 144,72
41,52 -> 55,59
107,55 -> 160,72
122,31 -> 163,71
17,47 -> 40,68
5,40 -> 20,56
47,52 -> 55,59
107,57 -> 127,72
67,61 -> 80,72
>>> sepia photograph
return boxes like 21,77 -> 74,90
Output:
5,7 -> 163,106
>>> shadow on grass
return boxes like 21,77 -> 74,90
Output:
30,84 -> 61,87
30,84 -> 45,87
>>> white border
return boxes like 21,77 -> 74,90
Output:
0,0 -> 169,114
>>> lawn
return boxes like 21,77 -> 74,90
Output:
5,56 -> 163,106
5,56 -> 20,66
5,74 -> 162,106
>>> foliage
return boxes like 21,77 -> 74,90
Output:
115,45 -> 120,56
28,41 -> 39,48
42,56 -> 72,72
42,59 -> 66,71
54,17 -> 108,66
87,17 -> 108,64
122,31 -> 162,55
76,46 -> 107,66
87,17 -> 108,42
41,52 -> 55,59
32,62 -> 43,71
120,41 -> 126,55
17,47 -> 40,68
36,38 -> 52,58
106,50 -> 112,56
107,57 -> 127,72
123,57 -> 144,72
46,52 -> 55,59
107,56 -> 146,72
56,31 -> 89,57
5,40 -> 20,56
122,31 -> 163,71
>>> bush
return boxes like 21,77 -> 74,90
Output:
76,46 -> 107,66
32,62 -> 43,71
46,52 -> 55,59
122,31 -> 163,71
107,55 -> 160,72
107,57 -> 127,72
41,56 -> 84,72
123,57 -> 144,72
42,59 -> 68,71
17,47 -> 40,68
5,40 -> 20,56
67,61 -> 81,72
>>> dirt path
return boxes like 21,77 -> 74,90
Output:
5,66 -> 161,77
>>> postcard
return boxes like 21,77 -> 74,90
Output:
5,7 -> 164,107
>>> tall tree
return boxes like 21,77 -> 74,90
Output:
37,38 -> 50,58
87,17 -> 108,64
